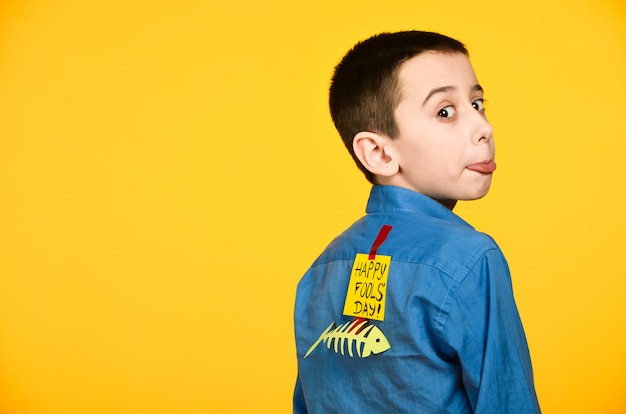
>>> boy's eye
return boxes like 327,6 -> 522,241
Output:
437,105 -> 456,118
472,99 -> 485,111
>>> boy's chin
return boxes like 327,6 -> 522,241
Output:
460,188 -> 491,201
436,190 -> 490,210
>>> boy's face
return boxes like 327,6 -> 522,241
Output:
385,52 -> 495,208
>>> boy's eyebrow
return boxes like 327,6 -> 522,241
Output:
422,84 -> 484,107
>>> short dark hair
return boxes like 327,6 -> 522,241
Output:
329,31 -> 468,183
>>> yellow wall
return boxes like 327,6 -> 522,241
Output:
1,0 -> 625,412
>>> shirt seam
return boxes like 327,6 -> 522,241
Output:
435,245 -> 500,336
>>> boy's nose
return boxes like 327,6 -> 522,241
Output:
471,112 -> 494,144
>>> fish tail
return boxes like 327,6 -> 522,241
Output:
303,322 -> 335,358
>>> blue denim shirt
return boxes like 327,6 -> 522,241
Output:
294,185 -> 540,413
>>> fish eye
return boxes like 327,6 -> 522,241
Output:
472,99 -> 485,112
437,105 -> 456,118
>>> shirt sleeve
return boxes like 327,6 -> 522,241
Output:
442,247 -> 541,414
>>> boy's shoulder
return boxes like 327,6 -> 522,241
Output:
309,187 -> 504,277
315,198 -> 501,274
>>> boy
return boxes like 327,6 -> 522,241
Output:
293,31 -> 541,413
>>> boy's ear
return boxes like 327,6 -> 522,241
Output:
352,131 -> 399,178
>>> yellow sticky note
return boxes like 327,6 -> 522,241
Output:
343,253 -> 391,321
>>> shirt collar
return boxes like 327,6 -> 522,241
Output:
365,185 -> 473,228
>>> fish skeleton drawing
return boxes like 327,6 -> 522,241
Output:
304,318 -> 391,358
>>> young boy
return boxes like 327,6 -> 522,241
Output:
293,31 -> 541,413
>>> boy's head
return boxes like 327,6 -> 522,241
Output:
330,31 -> 495,209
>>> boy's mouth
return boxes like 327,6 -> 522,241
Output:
466,160 -> 496,173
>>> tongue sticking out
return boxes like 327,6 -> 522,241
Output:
466,161 -> 497,173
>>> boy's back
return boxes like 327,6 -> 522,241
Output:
294,186 -> 539,413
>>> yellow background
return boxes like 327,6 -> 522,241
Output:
1,0 -> 624,412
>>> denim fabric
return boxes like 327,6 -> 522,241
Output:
294,185 -> 540,413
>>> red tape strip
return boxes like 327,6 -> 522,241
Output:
368,224 -> 392,260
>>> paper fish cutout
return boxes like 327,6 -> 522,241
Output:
304,318 -> 390,358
